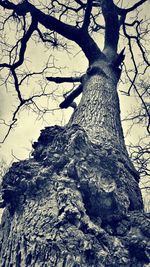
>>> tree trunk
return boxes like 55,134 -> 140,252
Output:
0,59 -> 149,267
69,59 -> 124,149
68,59 -> 143,213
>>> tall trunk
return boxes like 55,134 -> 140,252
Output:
0,60 -> 148,267
68,59 -> 143,213
69,59 -> 126,150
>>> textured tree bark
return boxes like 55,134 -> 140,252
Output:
0,60 -> 149,267
69,59 -> 125,149
68,59 -> 143,213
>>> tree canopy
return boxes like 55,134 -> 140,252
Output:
0,2 -> 150,265
0,1 -> 149,186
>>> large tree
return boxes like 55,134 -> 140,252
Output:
0,0 -> 150,266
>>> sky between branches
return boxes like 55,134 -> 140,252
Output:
0,0 -> 149,165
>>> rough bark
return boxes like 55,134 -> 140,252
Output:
69,59 -> 124,148
0,60 -> 149,267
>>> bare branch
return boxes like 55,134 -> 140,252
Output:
0,0 -> 16,10
0,102 -> 23,143
115,0 -> 148,16
12,17 -> 37,69
0,16 -> 37,71
0,1 -> 79,43
59,84 -> 83,109
0,0 -> 102,63
128,141 -> 150,179
82,0 -> 93,31
46,76 -> 82,84
102,0 -> 119,56
11,68 -> 23,103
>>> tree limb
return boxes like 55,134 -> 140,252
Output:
13,17 -> 37,69
59,84 -> 83,109
0,0 -> 102,63
0,102 -> 23,143
11,69 -> 24,103
115,0 -> 148,16
102,0 -> 119,55
0,0 -> 16,10
46,76 -> 82,84
0,1 -> 79,43
113,48 -> 125,67
82,0 -> 93,31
